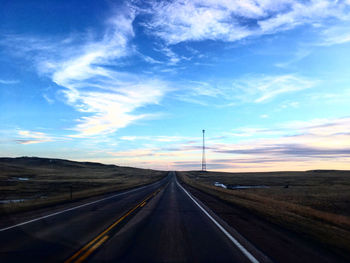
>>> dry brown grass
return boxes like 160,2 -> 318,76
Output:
178,170 -> 350,258
0,157 -> 167,214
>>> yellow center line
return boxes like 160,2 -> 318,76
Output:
64,187 -> 162,263
75,235 -> 109,263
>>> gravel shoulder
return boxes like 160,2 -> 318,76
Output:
179,176 -> 348,263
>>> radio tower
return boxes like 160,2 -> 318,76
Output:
202,129 -> 206,171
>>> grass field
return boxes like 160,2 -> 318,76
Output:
0,157 -> 167,214
178,170 -> 350,258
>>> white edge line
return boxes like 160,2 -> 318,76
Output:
0,181 -> 161,232
176,177 -> 260,263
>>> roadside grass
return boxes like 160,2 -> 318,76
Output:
0,157 -> 167,214
177,170 -> 350,259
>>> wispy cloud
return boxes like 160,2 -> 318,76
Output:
234,74 -> 316,103
144,0 -> 258,44
216,145 -> 350,158
46,10 -> 169,137
0,79 -> 19,85
120,135 -> 194,142
189,81 -> 224,97
49,11 -> 135,89
206,117 -> 350,169
43,94 -> 54,104
173,80 -> 224,106
159,46 -> 181,65
106,116 -> 350,171
275,49 -> 311,68
66,79 -> 167,137
143,0 -> 350,45
108,148 -> 157,158
228,116 -> 350,141
176,74 -> 315,106
3,8 -> 169,137
225,127 -> 284,138
15,130 -> 52,144
319,22 -> 350,46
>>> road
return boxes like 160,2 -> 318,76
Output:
0,172 -> 266,263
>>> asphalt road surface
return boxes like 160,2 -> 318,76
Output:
0,172 -> 267,263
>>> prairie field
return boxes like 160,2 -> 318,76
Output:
178,170 -> 350,258
0,157 -> 166,214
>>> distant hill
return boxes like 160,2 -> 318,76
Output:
0,157 -> 166,214
0,157 -> 117,169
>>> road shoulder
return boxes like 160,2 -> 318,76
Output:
178,176 -> 348,263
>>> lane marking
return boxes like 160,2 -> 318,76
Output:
176,178 -> 260,263
75,235 -> 109,263
65,187 -> 162,263
0,180 -> 166,232
64,207 -> 138,263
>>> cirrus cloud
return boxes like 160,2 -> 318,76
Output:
143,0 -> 350,45
3,8 -> 169,138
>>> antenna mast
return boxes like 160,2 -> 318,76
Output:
202,129 -> 206,171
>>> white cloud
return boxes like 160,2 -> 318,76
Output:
144,0 -> 256,44
47,11 -> 170,137
257,1 -> 336,33
280,117 -> 350,137
227,116 -> 350,141
232,74 -> 315,103
108,148 -> 157,158
143,0 -> 350,45
4,9 -> 169,137
120,135 -> 195,142
47,11 -> 164,137
226,127 -> 284,138
176,74 -> 315,106
137,52 -> 162,64
67,80 -> 167,137
49,11 -> 135,89
160,47 -> 181,65
275,49 -> 311,68
189,81 -> 224,97
43,94 -> 54,104
215,117 -> 350,159
279,101 -> 299,109
15,130 -> 52,144
320,22 -> 350,45
174,80 -> 225,105
0,79 -> 19,85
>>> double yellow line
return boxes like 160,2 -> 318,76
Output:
65,188 -> 162,263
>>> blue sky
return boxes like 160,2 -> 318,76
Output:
1,0 -> 350,171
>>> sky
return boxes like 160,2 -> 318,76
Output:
1,0 -> 350,172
